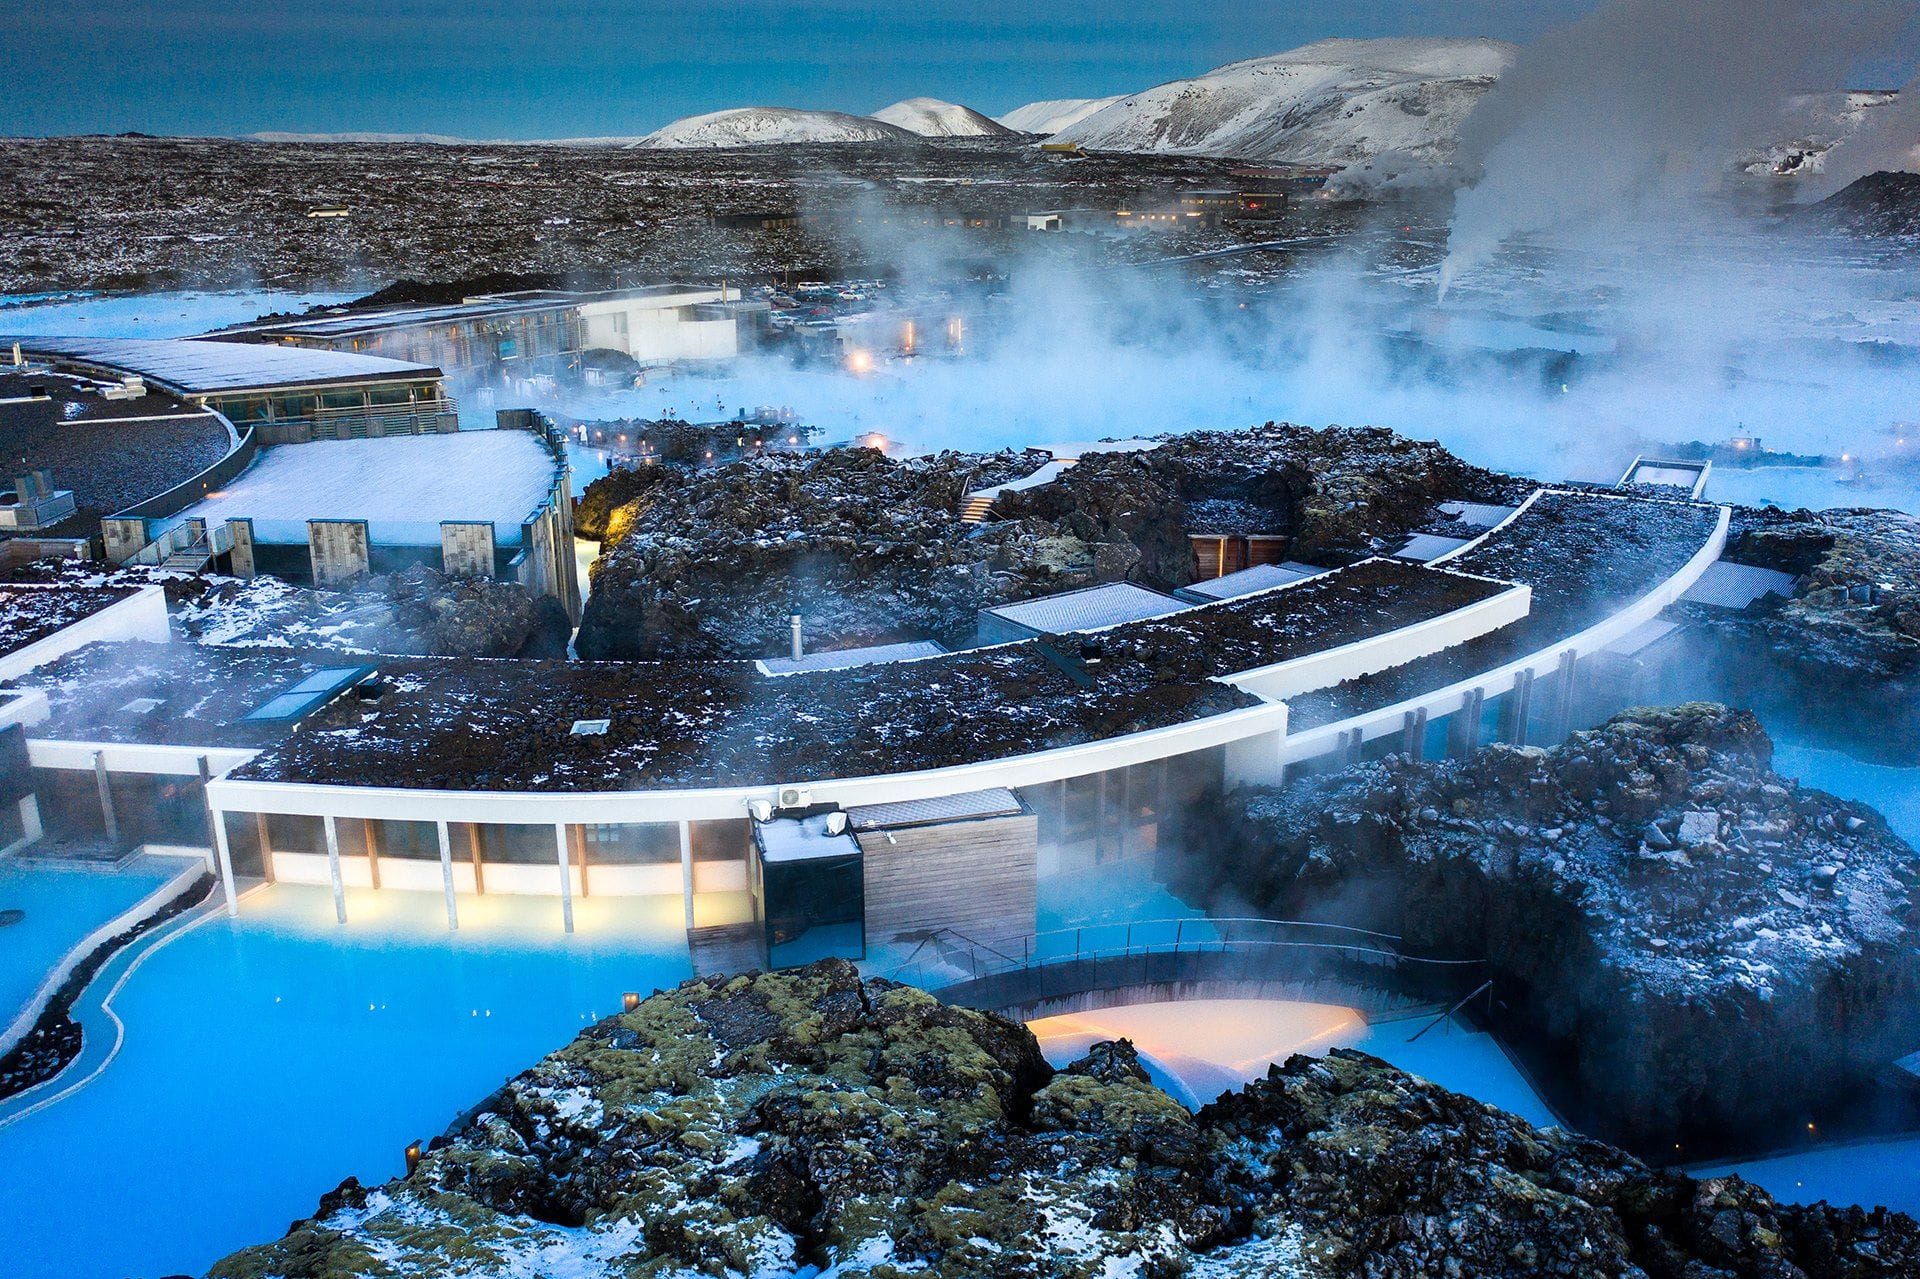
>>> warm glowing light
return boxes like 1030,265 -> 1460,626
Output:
622,991 -> 641,1012
846,348 -> 875,375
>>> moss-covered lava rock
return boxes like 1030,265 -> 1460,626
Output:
213,960 -> 1919,1278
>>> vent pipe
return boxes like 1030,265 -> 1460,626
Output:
790,614 -> 803,661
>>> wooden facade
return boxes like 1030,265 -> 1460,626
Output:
858,813 -> 1038,950
1189,533 -> 1289,581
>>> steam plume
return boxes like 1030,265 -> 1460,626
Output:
1440,0 -> 1915,296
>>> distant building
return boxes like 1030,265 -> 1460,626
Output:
1025,212 -> 1064,232
708,211 -> 799,231
3,336 -> 454,446
225,286 -> 755,383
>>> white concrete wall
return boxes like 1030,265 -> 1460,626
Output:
1225,581 -> 1530,702
0,586 -> 170,683
27,738 -> 256,779
207,699 -> 1292,827
1280,504 -> 1732,762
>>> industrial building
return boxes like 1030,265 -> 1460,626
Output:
222,285 -> 762,383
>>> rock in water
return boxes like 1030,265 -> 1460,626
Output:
211,963 -> 1920,1277
1180,703 -> 1920,1151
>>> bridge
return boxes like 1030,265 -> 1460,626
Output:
883,916 -> 1486,1022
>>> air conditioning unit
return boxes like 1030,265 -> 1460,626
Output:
777,786 -> 811,809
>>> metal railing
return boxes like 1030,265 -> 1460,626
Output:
887,915 -> 1481,990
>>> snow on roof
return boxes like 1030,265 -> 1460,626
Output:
176,430 -> 558,547
1393,533 -> 1474,563
754,813 -> 861,864
846,788 -> 1025,832
1680,560 -> 1798,610
1,336 -> 440,395
759,639 -> 947,676
236,287 -> 727,339
1176,562 -> 1329,603
1438,501 -> 1519,529
983,582 -> 1188,635
0,585 -> 138,657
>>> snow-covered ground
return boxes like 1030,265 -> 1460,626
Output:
636,107 -> 917,148
870,98 -> 1015,138
177,430 -> 559,546
1050,38 -> 1518,172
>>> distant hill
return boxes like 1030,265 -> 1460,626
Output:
1802,170 -> 1920,239
1049,37 -> 1518,172
995,97 -> 1126,136
246,131 -> 476,145
870,98 -> 1017,138
1737,91 -> 1905,178
635,108 -> 917,149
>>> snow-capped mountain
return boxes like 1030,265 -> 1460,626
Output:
1050,38 -> 1518,170
635,108 -> 917,149
995,97 -> 1126,136
869,98 -> 1016,138
1738,91 -> 1909,178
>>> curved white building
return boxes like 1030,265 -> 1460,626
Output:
4,485 -> 1729,971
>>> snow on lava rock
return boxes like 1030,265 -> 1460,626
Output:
870,97 -> 1018,138
635,107 -> 918,148
209,963 -> 1920,1279
1050,37 -> 1517,172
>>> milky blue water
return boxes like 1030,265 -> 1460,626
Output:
0,884 -> 691,1279
0,857 -> 181,1031
0,291 -> 353,340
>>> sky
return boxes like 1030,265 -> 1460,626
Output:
0,1 -> 1698,138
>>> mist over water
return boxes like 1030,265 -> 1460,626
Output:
541,202 -> 1920,513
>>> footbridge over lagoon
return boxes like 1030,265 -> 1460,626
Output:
885,916 -> 1487,1024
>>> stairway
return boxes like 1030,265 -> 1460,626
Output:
161,540 -> 212,572
959,495 -> 996,524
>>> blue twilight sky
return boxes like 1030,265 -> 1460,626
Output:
0,1 -> 1912,139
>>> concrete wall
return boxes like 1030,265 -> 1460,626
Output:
101,517 -> 149,564
440,521 -> 496,578
577,289 -> 735,362
860,813 -> 1038,949
227,518 -> 256,579
307,519 -> 370,586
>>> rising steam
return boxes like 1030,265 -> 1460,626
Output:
1439,0 -> 1917,296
